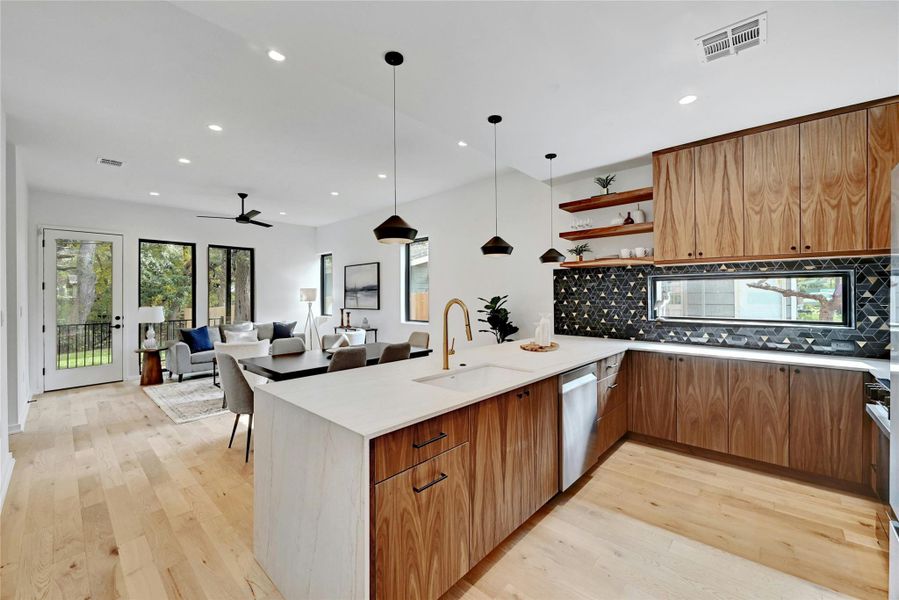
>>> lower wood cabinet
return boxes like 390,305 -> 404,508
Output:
789,366 -> 865,484
374,443 -> 470,600
628,352 -> 676,440
675,356 -> 728,452
596,402 -> 627,459
727,361 -> 790,466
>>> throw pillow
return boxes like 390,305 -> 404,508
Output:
255,322 -> 274,341
180,326 -> 214,353
329,334 -> 350,350
273,321 -> 296,340
224,330 -> 259,343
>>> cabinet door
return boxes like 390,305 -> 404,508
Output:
727,361 -> 789,466
628,352 -> 676,440
743,125 -> 800,256
789,367 -> 864,483
675,356 -> 728,452
374,443 -> 470,600
868,103 -> 899,250
596,402 -> 627,459
800,111 -> 867,253
527,377 -> 559,515
653,149 -> 696,261
694,138 -> 744,259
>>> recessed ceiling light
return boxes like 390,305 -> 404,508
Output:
268,49 -> 286,62
330,191 -> 340,196
207,124 -> 223,132
178,157 -> 191,164
457,140 -> 468,147
678,94 -> 698,105
378,173 -> 387,179
279,211 -> 287,215
149,192 -> 160,196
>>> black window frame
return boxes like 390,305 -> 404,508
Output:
647,269 -> 854,329
404,237 -> 429,323
320,253 -> 333,316
208,244 -> 256,326
138,238 -> 197,329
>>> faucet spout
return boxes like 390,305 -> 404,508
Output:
443,298 -> 472,370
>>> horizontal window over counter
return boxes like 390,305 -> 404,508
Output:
649,270 -> 853,328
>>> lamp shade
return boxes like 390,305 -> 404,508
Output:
299,288 -> 318,303
137,306 -> 164,323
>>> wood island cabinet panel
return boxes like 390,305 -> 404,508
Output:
372,408 -> 469,483
628,352 -> 677,441
596,402 -> 627,459
374,443 -> 470,600
800,111 -> 867,254
653,149 -> 696,261
694,138 -> 744,259
675,356 -> 729,453
868,103 -> 899,250
789,367 -> 864,483
528,377 -> 559,514
743,125 -> 801,256
727,361 -> 790,466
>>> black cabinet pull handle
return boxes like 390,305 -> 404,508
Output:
523,390 -> 530,397
790,246 -> 797,251
607,383 -> 618,389
804,245 -> 811,250
667,356 -> 673,361
605,364 -> 617,370
697,251 -> 704,257
687,252 -> 693,257
412,432 -> 447,449
794,368 -> 800,374
413,472 -> 447,494
678,357 -> 684,362
779,367 -> 785,372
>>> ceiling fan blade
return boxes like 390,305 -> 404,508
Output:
197,215 -> 236,220
244,209 -> 261,219
249,219 -> 273,228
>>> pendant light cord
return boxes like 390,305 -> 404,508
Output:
548,157 -> 553,245
493,122 -> 498,236
392,64 -> 397,215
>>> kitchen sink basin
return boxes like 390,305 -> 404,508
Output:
414,364 -> 531,393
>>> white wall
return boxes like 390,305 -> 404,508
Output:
0,111 -> 14,507
28,190 -> 319,387
5,143 -> 30,432
315,169 -> 563,348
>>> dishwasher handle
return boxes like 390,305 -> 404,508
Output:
561,372 -> 597,394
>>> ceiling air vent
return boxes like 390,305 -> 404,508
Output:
96,156 -> 124,167
696,12 -> 767,64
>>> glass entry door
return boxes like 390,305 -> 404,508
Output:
43,229 -> 123,390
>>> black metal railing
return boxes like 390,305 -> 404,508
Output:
56,319 -> 113,369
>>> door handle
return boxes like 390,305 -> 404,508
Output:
412,432 -> 447,449
413,472 -> 447,494
111,324 -> 122,329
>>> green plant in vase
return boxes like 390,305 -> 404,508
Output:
477,295 -> 519,344
594,173 -> 616,195
568,242 -> 592,262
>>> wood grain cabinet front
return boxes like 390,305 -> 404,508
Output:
868,102 -> 899,250
373,443 -> 470,600
694,138 -> 744,259
372,408 -> 469,483
653,148 -> 696,262
628,352 -> 677,441
727,361 -> 790,466
675,356 -> 728,452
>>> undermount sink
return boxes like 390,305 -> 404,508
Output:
414,364 -> 532,393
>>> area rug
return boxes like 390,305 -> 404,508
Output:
143,379 -> 228,424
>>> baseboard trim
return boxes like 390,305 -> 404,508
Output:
0,453 -> 15,510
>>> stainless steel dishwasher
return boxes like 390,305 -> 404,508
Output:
560,363 -> 599,491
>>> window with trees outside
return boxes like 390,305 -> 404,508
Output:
138,240 -> 196,350
650,271 -> 851,327
321,254 -> 333,316
208,245 -> 254,326
405,237 -> 429,322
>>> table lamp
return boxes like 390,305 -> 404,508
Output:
299,288 -> 320,349
137,306 -> 165,349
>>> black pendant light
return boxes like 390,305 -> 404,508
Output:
481,115 -> 513,256
373,51 -> 418,244
539,153 -> 565,263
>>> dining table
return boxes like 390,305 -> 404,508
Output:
238,342 -> 432,382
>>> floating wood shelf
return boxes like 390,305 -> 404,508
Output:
561,257 -> 654,269
559,186 -> 653,213
559,222 -> 653,241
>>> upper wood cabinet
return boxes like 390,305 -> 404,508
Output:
675,356 -> 728,452
628,351 -> 676,441
868,103 -> 899,250
727,361 -> 789,467
789,366 -> 864,484
694,138 -> 744,259
743,125 -> 800,256
799,110 -> 867,254
653,149 -> 695,262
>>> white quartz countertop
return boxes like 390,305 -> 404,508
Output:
259,336 -> 888,440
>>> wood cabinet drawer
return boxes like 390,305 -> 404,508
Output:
597,371 -> 625,418
596,402 -> 627,459
598,352 -> 625,377
372,408 -> 469,483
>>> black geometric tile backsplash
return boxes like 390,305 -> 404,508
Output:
553,255 -> 890,359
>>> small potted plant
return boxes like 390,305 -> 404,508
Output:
594,174 -> 616,195
568,242 -> 591,262
477,295 -> 520,344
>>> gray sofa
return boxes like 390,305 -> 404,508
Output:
166,321 -> 305,382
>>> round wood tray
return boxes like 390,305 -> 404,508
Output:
520,341 -> 559,353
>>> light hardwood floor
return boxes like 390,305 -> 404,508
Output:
1,381 -> 889,600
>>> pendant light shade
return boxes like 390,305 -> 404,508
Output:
374,51 -> 418,244
539,152 -> 565,263
481,114 -> 513,256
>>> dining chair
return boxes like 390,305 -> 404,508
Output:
217,353 -> 255,463
272,337 -> 306,355
408,331 -> 430,349
378,342 -> 411,364
327,346 -> 367,372
321,333 -> 350,349
214,340 -> 270,408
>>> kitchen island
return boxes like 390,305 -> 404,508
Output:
253,336 -> 887,600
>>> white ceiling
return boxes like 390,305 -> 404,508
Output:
3,1 -> 897,226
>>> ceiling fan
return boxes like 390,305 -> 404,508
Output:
197,193 -> 273,228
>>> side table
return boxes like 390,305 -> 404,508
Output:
136,347 -> 164,386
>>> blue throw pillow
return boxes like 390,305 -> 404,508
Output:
272,321 -> 295,340
181,326 -> 214,353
